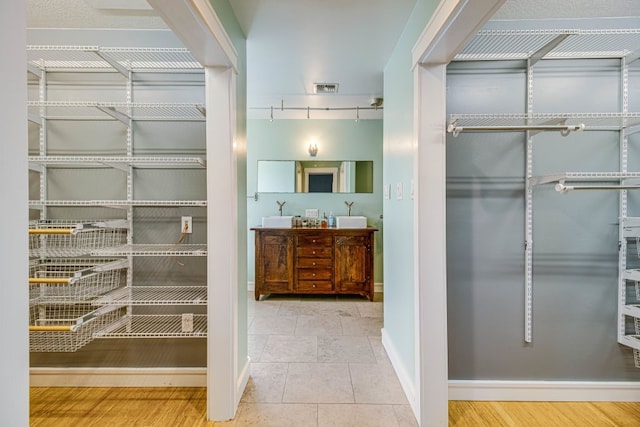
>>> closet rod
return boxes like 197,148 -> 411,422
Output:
447,123 -> 585,137
555,183 -> 640,193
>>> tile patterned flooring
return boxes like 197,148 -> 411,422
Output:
216,293 -> 418,426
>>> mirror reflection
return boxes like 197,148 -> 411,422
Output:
257,160 -> 373,193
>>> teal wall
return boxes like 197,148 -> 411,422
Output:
382,0 -> 438,383
246,119 -> 384,284
211,0 -> 249,376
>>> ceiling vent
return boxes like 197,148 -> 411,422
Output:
313,83 -> 339,94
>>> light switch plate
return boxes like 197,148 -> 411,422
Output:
181,313 -> 194,333
305,209 -> 319,218
384,184 -> 391,200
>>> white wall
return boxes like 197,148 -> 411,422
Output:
1,2 -> 29,426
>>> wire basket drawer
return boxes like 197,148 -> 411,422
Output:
29,219 -> 128,257
29,258 -> 127,302
29,303 -> 126,352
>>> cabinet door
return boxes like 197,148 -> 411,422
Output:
258,234 -> 294,294
334,235 -> 371,295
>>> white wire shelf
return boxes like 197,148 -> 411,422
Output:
94,286 -> 207,306
29,258 -> 127,303
95,314 -> 207,338
619,335 -> 640,352
28,101 -> 205,121
29,200 -> 207,209
91,244 -> 207,257
27,45 -> 202,72
29,219 -> 128,257
447,113 -> 640,134
454,28 -> 640,61
622,218 -> 640,238
28,156 -> 206,169
30,304 -> 126,352
529,172 -> 640,188
621,304 -> 640,319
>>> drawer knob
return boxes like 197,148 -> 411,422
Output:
312,239 -> 316,243
312,262 -> 316,266
313,284 -> 317,288
312,251 -> 316,255
312,273 -> 316,277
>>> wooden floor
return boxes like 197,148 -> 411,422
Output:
30,387 -> 640,426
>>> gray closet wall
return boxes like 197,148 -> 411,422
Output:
446,53 -> 640,380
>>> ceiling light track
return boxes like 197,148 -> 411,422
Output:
253,101 -> 383,121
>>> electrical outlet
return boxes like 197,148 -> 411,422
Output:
181,216 -> 192,234
181,313 -> 194,333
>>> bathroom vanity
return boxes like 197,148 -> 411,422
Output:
251,227 -> 377,301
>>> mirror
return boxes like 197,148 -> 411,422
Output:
257,160 -> 373,193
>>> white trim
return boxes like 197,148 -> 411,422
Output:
147,0 -> 238,71
449,380 -> 640,402
411,2 -> 505,425
382,328 -> 417,415
412,0 -> 506,66
206,66 -> 239,421
236,357 -> 251,407
29,368 -> 206,387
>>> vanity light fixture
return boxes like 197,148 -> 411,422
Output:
308,142 -> 318,157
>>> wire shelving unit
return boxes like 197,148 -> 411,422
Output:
27,44 -> 208,350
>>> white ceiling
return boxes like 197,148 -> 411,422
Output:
26,0 -> 640,119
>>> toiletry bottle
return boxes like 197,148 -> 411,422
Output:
328,211 -> 335,228
321,212 -> 328,228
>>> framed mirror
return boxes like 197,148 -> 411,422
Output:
257,160 -> 373,193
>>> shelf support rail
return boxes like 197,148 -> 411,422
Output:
447,123 -> 585,137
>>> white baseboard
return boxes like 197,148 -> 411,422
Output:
381,328 -> 417,413
449,380 -> 640,402
236,357 -> 250,407
248,281 -> 384,293
30,367 -> 206,387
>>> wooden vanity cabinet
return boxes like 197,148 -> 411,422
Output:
254,231 -> 294,299
252,227 -> 376,301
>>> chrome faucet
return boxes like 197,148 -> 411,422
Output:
277,200 -> 286,216
345,201 -> 354,216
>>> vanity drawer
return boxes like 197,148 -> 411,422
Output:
297,235 -> 332,246
297,268 -> 332,280
297,246 -> 332,258
297,280 -> 333,292
297,257 -> 332,268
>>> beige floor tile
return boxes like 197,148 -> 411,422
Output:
317,335 -> 376,363
233,403 -> 317,427
367,336 -> 392,365
355,301 -> 383,318
283,363 -> 354,403
349,363 -> 408,405
260,335 -> 317,363
340,316 -> 383,336
393,404 -> 419,427
247,334 -> 268,362
241,363 -> 288,403
318,403 -> 400,427
248,299 -> 282,317
295,314 -> 343,336
248,315 -> 297,335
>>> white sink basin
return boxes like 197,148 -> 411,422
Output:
262,215 -> 293,228
336,215 -> 367,229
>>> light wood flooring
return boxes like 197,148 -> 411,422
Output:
29,295 -> 640,426
30,387 -> 640,426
